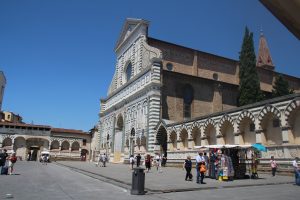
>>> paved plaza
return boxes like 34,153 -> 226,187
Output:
0,161 -> 299,200
56,161 -> 295,192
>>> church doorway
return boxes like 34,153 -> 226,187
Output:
114,114 -> 124,162
156,125 -> 168,157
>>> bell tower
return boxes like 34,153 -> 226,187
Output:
256,31 -> 275,70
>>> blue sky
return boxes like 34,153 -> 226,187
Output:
0,0 -> 299,131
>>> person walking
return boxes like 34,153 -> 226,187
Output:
270,156 -> 278,176
292,157 -> 300,185
161,154 -> 167,167
155,153 -> 162,172
145,154 -> 152,172
7,153 -> 17,175
195,151 -> 206,184
135,153 -> 141,167
102,153 -> 107,167
183,155 -> 193,181
0,149 -> 8,171
96,153 -> 102,167
129,155 -> 135,170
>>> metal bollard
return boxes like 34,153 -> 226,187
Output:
131,167 -> 145,195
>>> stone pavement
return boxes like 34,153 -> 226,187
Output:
55,161 -> 295,193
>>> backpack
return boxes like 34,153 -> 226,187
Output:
11,156 -> 17,163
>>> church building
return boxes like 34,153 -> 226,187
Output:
98,18 -> 300,163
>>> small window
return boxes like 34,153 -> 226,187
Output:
166,63 -> 173,71
83,139 -> 87,146
273,119 -> 280,127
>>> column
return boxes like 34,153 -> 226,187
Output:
281,126 -> 291,144
234,132 -> 240,145
255,129 -> 263,144
187,130 -> 193,150
216,126 -> 224,144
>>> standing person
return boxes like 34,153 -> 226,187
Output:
155,153 -> 162,172
0,149 -> 8,172
42,154 -> 48,165
292,157 -> 300,185
102,153 -> 107,167
97,153 -> 102,167
203,152 -> 209,177
129,155 -> 135,170
135,153 -> 141,167
8,153 -> 17,175
183,156 -> 193,181
195,151 -> 205,184
145,154 -> 152,172
270,156 -> 278,176
162,154 -> 167,167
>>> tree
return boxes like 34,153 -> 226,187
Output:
272,74 -> 293,97
238,27 -> 264,106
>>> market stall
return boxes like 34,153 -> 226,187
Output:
194,144 -> 263,180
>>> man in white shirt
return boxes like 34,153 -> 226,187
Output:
195,152 -> 205,184
292,157 -> 299,184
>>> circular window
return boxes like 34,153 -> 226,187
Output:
166,63 -> 173,71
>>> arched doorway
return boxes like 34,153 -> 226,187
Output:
114,114 -> 124,162
156,125 -> 168,157
81,149 -> 89,161
2,137 -> 12,151
26,138 -> 49,161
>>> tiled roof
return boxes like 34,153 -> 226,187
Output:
0,122 -> 51,129
51,128 -> 87,134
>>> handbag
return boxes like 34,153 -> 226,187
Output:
200,165 -> 206,173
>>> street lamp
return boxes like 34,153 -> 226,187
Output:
130,128 -> 135,156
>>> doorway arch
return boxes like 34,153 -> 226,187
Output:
156,125 -> 168,156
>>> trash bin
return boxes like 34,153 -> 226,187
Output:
131,167 -> 145,195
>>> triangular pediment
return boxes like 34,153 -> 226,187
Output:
115,18 -> 149,51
